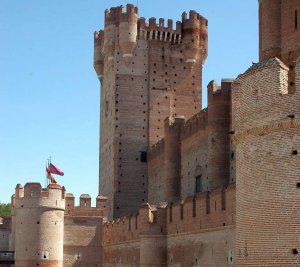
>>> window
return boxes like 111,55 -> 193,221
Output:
140,151 -> 147,162
295,10 -> 298,29
195,175 -> 202,193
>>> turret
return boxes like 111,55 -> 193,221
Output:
102,4 -> 138,63
259,0 -> 282,61
207,79 -> 232,190
14,183 -> 65,267
259,0 -> 300,65
103,7 -> 117,60
164,116 -> 185,202
94,30 -> 104,83
181,10 -> 208,66
118,4 -> 138,63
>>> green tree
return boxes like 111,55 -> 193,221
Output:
0,203 -> 11,217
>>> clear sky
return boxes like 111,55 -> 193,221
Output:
0,0 -> 258,205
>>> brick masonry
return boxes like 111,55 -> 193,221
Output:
4,2 -> 300,267
94,5 -> 208,219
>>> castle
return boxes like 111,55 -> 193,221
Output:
0,0 -> 300,266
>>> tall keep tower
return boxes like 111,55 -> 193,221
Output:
94,4 -> 208,219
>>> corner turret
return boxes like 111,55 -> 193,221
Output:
94,30 -> 104,83
118,4 -> 138,63
182,10 -> 208,66
103,4 -> 138,63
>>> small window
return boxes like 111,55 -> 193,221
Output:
180,204 -> 184,220
295,10 -> 298,29
140,151 -> 147,162
192,198 -> 196,217
195,175 -> 202,193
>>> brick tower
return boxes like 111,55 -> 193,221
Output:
13,183 -> 65,267
94,4 -> 208,219
234,1 -> 300,265
259,0 -> 300,93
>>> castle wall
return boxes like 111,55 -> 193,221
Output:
167,229 -> 235,267
0,218 -> 11,251
148,80 -> 232,203
102,203 -> 168,266
167,184 -> 236,266
63,217 -> 102,267
234,57 -> 300,266
13,183 -> 65,267
180,110 -> 208,198
63,194 -> 106,267
102,185 -> 236,267
148,140 -> 165,203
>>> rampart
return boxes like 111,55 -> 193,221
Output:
102,184 -> 236,266
63,194 -> 106,267
65,193 -> 107,218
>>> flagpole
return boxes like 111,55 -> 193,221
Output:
49,156 -> 51,186
45,162 -> 47,188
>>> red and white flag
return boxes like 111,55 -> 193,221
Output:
46,166 -> 57,184
49,163 -> 64,176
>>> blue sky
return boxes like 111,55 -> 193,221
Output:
0,0 -> 258,205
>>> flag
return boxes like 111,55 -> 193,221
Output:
46,166 -> 57,184
49,163 -> 64,176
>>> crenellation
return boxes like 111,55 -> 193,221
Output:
15,184 -> 24,198
167,185 -> 235,235
181,108 -> 208,139
6,2 -> 300,267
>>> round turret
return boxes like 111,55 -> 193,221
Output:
259,0 -> 282,61
259,0 -> 300,64
233,58 -> 300,266
94,30 -> 104,83
280,0 -> 300,64
182,11 -> 208,66
104,8 -> 117,61
14,183 -> 65,267
118,4 -> 138,63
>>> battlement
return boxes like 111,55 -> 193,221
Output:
182,10 -> 208,29
103,184 -> 235,245
208,79 -> 232,102
181,108 -> 208,139
137,11 -> 207,46
167,183 -> 236,235
104,4 -> 138,25
65,193 -> 107,218
13,183 -> 65,211
103,203 -> 167,245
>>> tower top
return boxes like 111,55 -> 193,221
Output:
259,0 -> 300,64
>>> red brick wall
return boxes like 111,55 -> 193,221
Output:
233,57 -> 300,266
148,140 -> 165,203
103,185 -> 236,266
